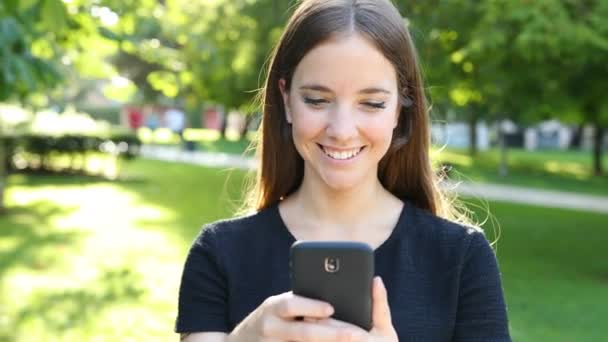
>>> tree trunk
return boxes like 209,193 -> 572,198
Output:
592,123 -> 604,176
220,113 -> 228,139
569,124 -> 583,150
468,109 -> 478,156
240,114 -> 253,140
498,122 -> 509,177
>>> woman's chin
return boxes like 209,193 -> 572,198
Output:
319,174 -> 363,192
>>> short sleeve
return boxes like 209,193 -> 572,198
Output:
453,232 -> 511,341
175,225 -> 230,333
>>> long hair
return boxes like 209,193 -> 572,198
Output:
242,0 -> 467,223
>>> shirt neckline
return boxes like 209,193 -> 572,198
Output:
271,200 -> 409,254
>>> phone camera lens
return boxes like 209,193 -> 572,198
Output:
324,257 -> 340,273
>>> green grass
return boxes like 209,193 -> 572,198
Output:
435,147 -> 608,196
1,159 -> 606,340
471,199 -> 608,341
0,160 -> 248,341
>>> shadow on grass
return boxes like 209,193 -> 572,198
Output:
0,201 -> 84,278
0,190 -> 147,341
1,162 -> 244,339
116,159 -> 250,246
8,171 -> 149,187
1,267 -> 145,341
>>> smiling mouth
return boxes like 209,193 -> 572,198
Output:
317,144 -> 365,160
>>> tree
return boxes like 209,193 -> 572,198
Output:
98,0 -> 292,136
403,0 -> 607,176
0,0 -> 64,211
402,0 -> 496,157
470,0 -> 608,175
0,0 -> 118,211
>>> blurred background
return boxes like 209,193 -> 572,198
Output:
1,0 -> 607,340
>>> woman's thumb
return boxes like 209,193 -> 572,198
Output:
372,276 -> 393,332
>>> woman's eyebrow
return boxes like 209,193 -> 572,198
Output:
299,84 -> 333,93
358,87 -> 391,95
299,84 -> 391,95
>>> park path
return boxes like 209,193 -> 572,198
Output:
140,145 -> 608,214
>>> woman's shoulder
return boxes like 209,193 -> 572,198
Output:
404,202 -> 490,264
193,205 -> 279,248
406,202 -> 482,237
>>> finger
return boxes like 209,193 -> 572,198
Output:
271,292 -> 334,320
372,276 -> 393,332
276,319 -> 360,342
317,317 -> 361,329
318,317 -> 369,338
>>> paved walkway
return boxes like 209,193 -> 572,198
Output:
140,145 -> 608,214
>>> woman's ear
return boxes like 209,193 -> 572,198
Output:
278,78 -> 292,124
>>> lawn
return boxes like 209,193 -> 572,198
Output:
0,158 -> 606,341
470,199 -> 608,341
435,148 -> 608,197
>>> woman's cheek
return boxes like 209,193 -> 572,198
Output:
293,110 -> 326,137
360,115 -> 395,143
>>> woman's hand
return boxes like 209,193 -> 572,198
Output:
369,276 -> 399,340
355,276 -> 399,341
227,276 -> 397,342
226,290 -> 342,342
312,276 -> 398,342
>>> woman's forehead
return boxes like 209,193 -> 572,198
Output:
291,34 -> 398,93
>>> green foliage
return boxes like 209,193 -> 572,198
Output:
0,9 -> 61,101
0,0 -> 121,104
41,0 -> 68,33
401,0 -> 608,173
101,0 -> 293,110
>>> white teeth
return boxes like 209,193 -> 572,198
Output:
323,146 -> 362,160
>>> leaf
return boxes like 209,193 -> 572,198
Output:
0,18 -> 22,46
13,57 -> 35,90
147,71 -> 179,98
31,57 -> 61,86
18,0 -> 39,12
98,26 -> 122,41
2,53 -> 15,84
41,0 -> 67,34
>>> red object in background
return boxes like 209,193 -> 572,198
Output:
204,107 -> 222,130
127,106 -> 143,129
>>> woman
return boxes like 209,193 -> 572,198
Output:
176,0 -> 511,341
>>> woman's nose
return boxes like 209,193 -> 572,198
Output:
325,104 -> 357,141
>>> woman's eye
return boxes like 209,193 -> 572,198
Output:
362,101 -> 386,109
303,97 -> 328,106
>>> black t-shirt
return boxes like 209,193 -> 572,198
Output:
176,201 -> 511,341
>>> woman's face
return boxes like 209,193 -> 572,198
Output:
280,33 -> 400,191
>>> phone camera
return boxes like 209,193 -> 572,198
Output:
324,257 -> 340,273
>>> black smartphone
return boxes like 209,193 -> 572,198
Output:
289,241 -> 374,331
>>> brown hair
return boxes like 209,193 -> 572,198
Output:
243,0 -> 466,223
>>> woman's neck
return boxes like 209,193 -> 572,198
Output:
284,168 -> 400,238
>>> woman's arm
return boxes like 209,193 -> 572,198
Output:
176,226 -> 231,336
453,232 -> 511,341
